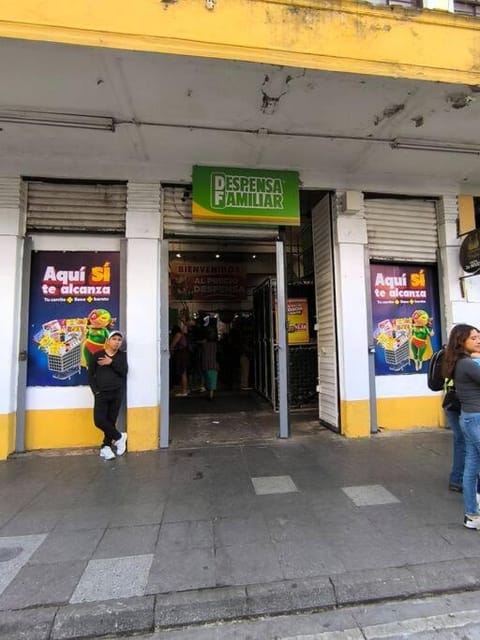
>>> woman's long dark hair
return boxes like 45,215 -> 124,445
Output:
442,323 -> 479,379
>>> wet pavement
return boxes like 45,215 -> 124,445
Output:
1,428 -> 479,639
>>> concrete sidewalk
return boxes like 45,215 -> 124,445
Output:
1,429 -> 479,640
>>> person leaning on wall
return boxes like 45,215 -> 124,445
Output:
88,330 -> 128,461
442,324 -> 480,529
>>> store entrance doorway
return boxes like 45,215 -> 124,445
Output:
160,239 -> 295,447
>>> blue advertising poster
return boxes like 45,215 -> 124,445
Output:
370,263 -> 441,376
27,251 -> 120,386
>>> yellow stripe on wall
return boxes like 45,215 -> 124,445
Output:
0,413 -> 16,460
25,408 -> 99,450
376,396 -> 445,430
340,396 -> 445,437
340,399 -> 370,438
127,406 -> 159,451
24,406 -> 160,452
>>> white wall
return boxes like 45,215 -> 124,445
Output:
333,193 -> 371,401
125,182 -> 161,411
0,178 -> 24,416
438,195 -> 480,331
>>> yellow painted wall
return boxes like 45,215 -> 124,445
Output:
0,413 -> 16,460
376,396 -> 444,430
458,195 -> 476,236
127,406 -> 159,452
25,408 -> 99,450
0,0 -> 479,84
23,405 -> 159,451
340,396 -> 445,436
340,399 -> 371,438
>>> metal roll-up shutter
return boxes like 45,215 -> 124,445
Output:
26,181 -> 127,233
312,193 -> 339,431
162,186 -> 278,241
365,197 -> 438,262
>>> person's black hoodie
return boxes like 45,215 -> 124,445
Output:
88,349 -> 128,394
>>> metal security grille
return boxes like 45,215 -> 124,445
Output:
312,193 -> 339,431
454,0 -> 480,15
365,197 -> 438,262
26,180 -> 127,233
162,185 -> 278,240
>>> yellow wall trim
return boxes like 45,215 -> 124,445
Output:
24,405 -> 159,452
0,413 -> 16,460
340,399 -> 370,438
127,406 -> 159,452
1,1 -> 480,84
25,408 -> 99,450
377,396 -> 444,430
340,396 -> 445,437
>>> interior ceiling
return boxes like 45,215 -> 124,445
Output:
169,251 -> 271,261
1,38 -> 480,193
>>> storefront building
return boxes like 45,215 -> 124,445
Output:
1,0 -> 480,458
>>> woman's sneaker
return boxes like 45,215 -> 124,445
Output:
114,433 -> 128,456
464,513 -> 480,529
100,446 -> 116,461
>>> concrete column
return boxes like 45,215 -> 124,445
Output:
333,191 -> 371,437
125,182 -> 161,451
0,178 -> 25,459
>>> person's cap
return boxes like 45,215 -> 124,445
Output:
107,330 -> 124,340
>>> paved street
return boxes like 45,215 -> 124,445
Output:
136,590 -> 480,639
1,428 -> 480,639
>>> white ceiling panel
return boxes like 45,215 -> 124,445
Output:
0,37 -> 478,192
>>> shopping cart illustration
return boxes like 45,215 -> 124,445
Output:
379,329 -> 410,372
46,340 -> 82,380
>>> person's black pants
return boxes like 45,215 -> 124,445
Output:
93,390 -> 123,446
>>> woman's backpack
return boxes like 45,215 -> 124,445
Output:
427,348 -> 446,392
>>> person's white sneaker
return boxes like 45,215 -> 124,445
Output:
114,432 -> 127,456
464,513 -> 480,530
100,445 -> 116,461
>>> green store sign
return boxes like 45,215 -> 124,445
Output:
192,165 -> 300,226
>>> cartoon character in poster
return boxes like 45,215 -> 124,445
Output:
409,309 -> 434,371
82,308 -> 116,367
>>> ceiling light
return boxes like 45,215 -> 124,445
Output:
391,138 -> 480,155
215,253 -> 220,259
252,254 -> 257,259
175,253 -> 182,258
0,109 -> 115,132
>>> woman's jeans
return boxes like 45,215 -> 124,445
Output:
459,411 -> 480,514
445,409 -> 465,487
